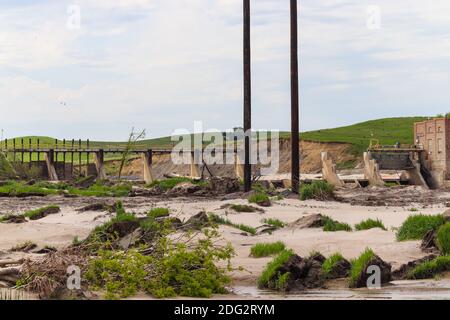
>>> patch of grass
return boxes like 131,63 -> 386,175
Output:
148,177 -> 206,191
0,181 -> 60,197
148,207 -> 170,218
355,218 -> 387,231
23,205 -> 60,220
257,249 -> 294,289
299,180 -> 334,201
67,182 -> 132,197
248,193 -> 271,206
299,117 -> 426,155
437,223 -> 450,255
396,214 -> 445,241
384,182 -> 398,187
261,218 -> 285,229
323,216 -> 352,232
409,208 -> 419,212
250,242 -> 286,258
230,204 -> 258,213
322,253 -> 346,279
406,255 -> 450,280
349,248 -> 375,287
209,213 -> 256,235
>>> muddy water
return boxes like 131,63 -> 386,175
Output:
231,279 -> 450,300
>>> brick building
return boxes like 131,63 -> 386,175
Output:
414,118 -> 450,186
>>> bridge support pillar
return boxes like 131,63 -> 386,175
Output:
190,151 -> 201,179
321,152 -> 344,188
363,152 -> 384,187
44,150 -> 59,181
93,150 -> 107,180
142,150 -> 154,184
234,153 -> 244,180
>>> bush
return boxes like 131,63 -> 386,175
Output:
85,249 -> 151,300
349,248 -> 375,287
85,227 -> 235,299
406,255 -> 450,279
257,249 -> 294,289
355,219 -> 387,231
261,218 -> 285,229
323,216 -> 352,232
24,205 -> 60,220
437,223 -> 450,255
322,253 -> 346,278
396,214 -> 445,241
299,180 -> 334,201
250,242 -> 286,258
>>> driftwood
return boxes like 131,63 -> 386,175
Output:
163,173 -> 202,181
0,259 -> 24,267
0,267 -> 21,276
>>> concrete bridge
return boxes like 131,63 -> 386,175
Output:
0,139 -> 246,183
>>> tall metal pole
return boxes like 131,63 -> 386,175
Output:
290,0 -> 300,193
243,0 -> 252,192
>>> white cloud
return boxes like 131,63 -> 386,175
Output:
1,0 -> 450,139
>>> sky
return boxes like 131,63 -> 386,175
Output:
1,0 -> 450,141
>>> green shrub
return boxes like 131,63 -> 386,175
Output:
146,233 -> 234,298
261,218 -> 285,229
322,253 -> 346,279
323,216 -> 352,232
209,213 -> 256,235
250,242 -> 286,258
349,248 -> 375,287
85,249 -> 152,300
148,207 -> 170,218
299,180 -> 334,201
86,225 -> 235,299
257,249 -> 295,289
406,255 -> 450,279
437,223 -> 450,255
230,204 -> 258,213
396,214 -> 445,241
248,193 -> 271,206
355,218 -> 387,231
23,205 -> 60,220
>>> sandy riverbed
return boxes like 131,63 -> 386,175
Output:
0,192 -> 449,299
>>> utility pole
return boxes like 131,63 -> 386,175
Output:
290,0 -> 300,193
243,0 -> 252,192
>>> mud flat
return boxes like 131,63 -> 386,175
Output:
1,187 -> 450,299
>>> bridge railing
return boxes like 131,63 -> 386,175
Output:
0,139 -> 164,152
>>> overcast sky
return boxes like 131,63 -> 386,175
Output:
1,0 -> 450,141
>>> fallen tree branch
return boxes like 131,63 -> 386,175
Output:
0,267 -> 21,276
0,259 -> 24,267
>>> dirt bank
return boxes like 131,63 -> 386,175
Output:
105,140 -> 356,179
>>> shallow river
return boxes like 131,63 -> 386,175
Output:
232,279 -> 450,300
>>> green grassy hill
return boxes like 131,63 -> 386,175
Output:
0,117 -> 428,162
300,117 -> 427,154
